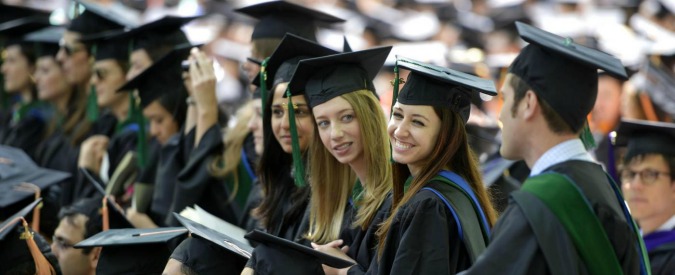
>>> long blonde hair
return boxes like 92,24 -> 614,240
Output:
307,90 -> 393,244
210,101 -> 255,201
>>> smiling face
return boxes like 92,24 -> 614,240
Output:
388,102 -> 441,176
1,45 -> 34,93
270,83 -> 314,154
313,96 -> 364,166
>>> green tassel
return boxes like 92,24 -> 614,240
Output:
118,93 -> 147,168
389,61 -> 400,163
260,58 -> 269,117
579,120 -> 596,151
285,88 -> 306,188
86,85 -> 99,122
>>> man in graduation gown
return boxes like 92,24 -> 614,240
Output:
460,22 -> 643,274
616,119 -> 675,275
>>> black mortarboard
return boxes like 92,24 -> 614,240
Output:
114,15 -> 197,51
235,0 -> 345,41
245,229 -> 355,269
252,33 -> 339,89
613,119 -> 675,162
286,46 -> 392,108
508,21 -> 627,132
171,215 -> 251,273
67,0 -> 136,36
23,26 -> 63,57
0,4 -> 50,24
80,30 -> 130,61
118,44 -> 191,108
0,146 -> 70,217
0,16 -> 52,46
396,56 -> 498,124
75,227 -> 188,275
0,198 -> 58,274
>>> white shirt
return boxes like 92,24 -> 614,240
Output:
529,139 -> 596,176
658,215 -> 675,231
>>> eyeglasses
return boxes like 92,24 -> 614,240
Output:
59,40 -> 85,56
52,235 -> 76,250
93,68 -> 107,81
620,169 -> 671,185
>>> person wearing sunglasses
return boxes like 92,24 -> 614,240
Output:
616,119 -> 675,275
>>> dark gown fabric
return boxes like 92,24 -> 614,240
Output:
0,102 -> 49,160
644,229 -> 675,275
461,160 -> 640,275
346,195 -> 392,275
141,135 -> 185,227
359,180 -> 472,275
165,125 -> 239,226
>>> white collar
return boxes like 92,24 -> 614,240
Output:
530,139 -> 595,176
657,215 -> 675,231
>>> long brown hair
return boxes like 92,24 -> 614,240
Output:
376,106 -> 497,256
306,90 -> 392,244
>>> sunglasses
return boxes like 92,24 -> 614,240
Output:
59,40 -> 85,56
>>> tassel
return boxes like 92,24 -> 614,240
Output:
86,85 -> 99,122
389,61 -> 400,163
285,88 -> 306,188
579,120 -> 596,151
102,196 -> 109,231
130,92 -> 147,168
260,58 -> 269,117
20,218 -> 56,275
13,183 -> 42,233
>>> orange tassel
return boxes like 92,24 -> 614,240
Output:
102,196 -> 109,231
13,183 -> 42,233
19,218 -> 56,275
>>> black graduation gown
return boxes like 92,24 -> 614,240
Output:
165,125 -> 239,226
643,228 -> 675,275
0,102 -> 48,160
147,134 -> 185,227
363,180 -> 471,275
239,179 -> 263,232
461,160 -> 640,275
346,195 -> 392,275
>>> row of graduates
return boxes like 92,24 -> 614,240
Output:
0,1 -> 671,275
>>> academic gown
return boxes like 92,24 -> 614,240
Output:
363,180 -> 472,275
165,125 -> 239,226
346,195 -> 392,275
461,160 -> 640,275
144,135 -> 185,227
0,102 -> 48,160
644,229 -> 675,275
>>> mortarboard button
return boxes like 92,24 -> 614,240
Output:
612,119 -> 675,162
235,0 -> 345,41
74,227 -> 187,275
286,46 -> 392,108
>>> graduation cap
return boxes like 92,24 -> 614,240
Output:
394,56 -> 497,124
235,0 -> 345,41
113,15 -> 197,52
0,16 -> 52,46
253,33 -> 340,92
23,26 -> 64,57
245,229 -> 355,269
170,214 -> 251,273
0,198 -> 58,274
80,30 -> 130,62
67,0 -> 137,36
508,21 -> 627,133
0,4 -> 50,24
0,146 -> 70,219
74,227 -> 188,275
612,119 -> 675,162
286,46 -> 393,108
118,44 -> 191,109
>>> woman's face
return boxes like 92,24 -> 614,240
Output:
35,57 -> 70,102
127,49 -> 153,80
313,96 -> 363,165
56,31 -> 91,86
90,59 -> 127,108
387,102 -> 441,176
1,45 -> 34,93
270,83 -> 314,154
248,98 -> 264,155
143,101 -> 179,145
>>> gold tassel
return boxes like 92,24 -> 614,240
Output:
14,183 -> 42,233
102,196 -> 109,231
